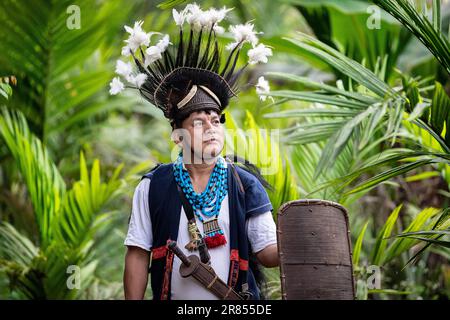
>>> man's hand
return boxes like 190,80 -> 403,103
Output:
124,246 -> 151,300
255,243 -> 279,268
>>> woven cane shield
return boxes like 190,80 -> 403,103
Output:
277,199 -> 355,300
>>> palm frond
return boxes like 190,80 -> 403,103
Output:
56,152 -> 124,248
353,221 -> 369,268
0,107 -> 125,299
0,106 -> 65,246
287,0 -> 412,79
0,0 -> 134,150
384,207 -> 441,263
0,223 -> 39,267
0,82 -> 13,100
265,34 -> 406,178
370,204 -> 401,265
224,111 -> 299,215
373,0 -> 450,74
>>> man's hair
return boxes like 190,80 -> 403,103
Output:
170,109 -> 226,130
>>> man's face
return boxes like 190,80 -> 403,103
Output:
178,110 -> 224,163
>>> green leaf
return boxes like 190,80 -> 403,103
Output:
373,0 -> 450,74
284,33 -> 397,97
353,221 -> 369,268
225,111 -> 298,215
0,107 -> 65,246
0,223 -> 39,266
368,289 -> 412,295
314,106 -> 377,178
345,159 -> 436,196
398,236 -> 450,248
265,107 -> 361,118
266,72 -> 378,105
0,82 -> 12,100
384,207 -> 440,263
404,171 -> 440,182
0,0 -> 134,150
157,0 -> 186,9
371,204 -> 401,266
430,82 -> 450,138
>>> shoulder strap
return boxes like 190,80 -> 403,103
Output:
225,156 -> 245,194
176,184 -> 211,264
176,184 -> 195,221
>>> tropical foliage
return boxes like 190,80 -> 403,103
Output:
0,106 -> 125,299
1,0 -> 449,300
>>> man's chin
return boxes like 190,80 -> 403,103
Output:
201,146 -> 223,162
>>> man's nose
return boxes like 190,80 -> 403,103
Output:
203,119 -> 214,131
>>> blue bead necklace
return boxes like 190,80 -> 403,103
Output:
173,154 -> 228,249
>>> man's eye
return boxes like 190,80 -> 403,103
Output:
193,120 -> 203,127
213,120 -> 220,125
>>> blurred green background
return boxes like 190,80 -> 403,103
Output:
0,0 -> 449,299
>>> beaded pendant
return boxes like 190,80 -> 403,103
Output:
202,217 -> 227,248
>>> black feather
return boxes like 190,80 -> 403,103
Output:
226,154 -> 274,191
132,23 -> 245,120
175,28 -> 184,67
224,48 -> 241,81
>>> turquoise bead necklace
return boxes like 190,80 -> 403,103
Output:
173,153 -> 228,249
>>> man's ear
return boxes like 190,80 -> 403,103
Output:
220,113 -> 226,124
171,127 -> 184,145
173,135 -> 183,145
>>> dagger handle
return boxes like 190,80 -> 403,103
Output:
167,240 -> 191,267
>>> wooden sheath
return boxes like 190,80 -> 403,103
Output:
168,241 -> 243,300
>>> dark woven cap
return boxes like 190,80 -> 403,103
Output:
175,86 -> 221,120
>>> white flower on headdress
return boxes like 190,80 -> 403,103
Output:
127,73 -> 148,88
185,3 -> 203,29
172,8 -> 187,26
248,43 -> 272,65
115,60 -> 133,78
181,4 -> 232,31
124,21 -> 152,52
255,76 -> 273,102
109,77 -> 125,95
226,42 -> 239,51
144,46 -> 163,67
199,11 -> 212,28
197,6 -> 231,29
229,23 -> 259,49
207,6 -> 232,25
121,45 -> 131,57
156,34 -> 171,52
213,25 -> 225,35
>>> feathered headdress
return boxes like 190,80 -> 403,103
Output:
109,3 -> 273,124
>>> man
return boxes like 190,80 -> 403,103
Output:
111,3 -> 278,300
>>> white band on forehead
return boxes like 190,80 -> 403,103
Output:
177,85 -> 198,109
176,84 -> 222,109
199,85 -> 222,107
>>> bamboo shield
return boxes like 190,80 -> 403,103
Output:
277,199 -> 355,300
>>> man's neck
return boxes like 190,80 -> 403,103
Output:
183,155 -> 218,182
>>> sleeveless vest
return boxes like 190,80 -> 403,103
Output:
142,162 -> 272,300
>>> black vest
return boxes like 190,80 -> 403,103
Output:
142,162 -> 272,300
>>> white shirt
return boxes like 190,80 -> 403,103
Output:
124,178 -> 278,300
